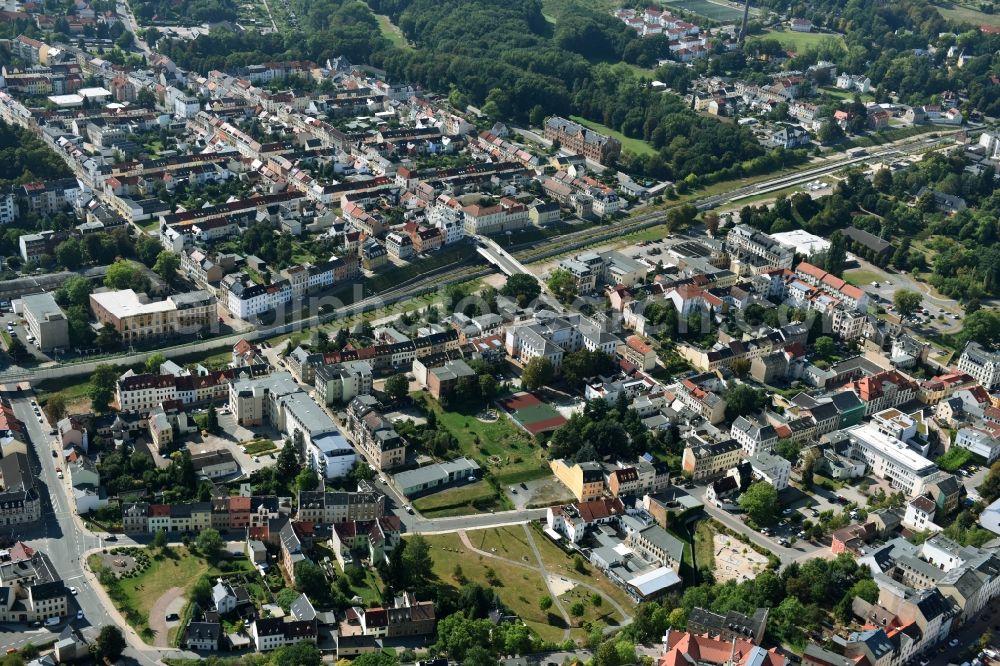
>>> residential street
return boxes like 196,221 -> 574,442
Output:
6,393 -> 195,665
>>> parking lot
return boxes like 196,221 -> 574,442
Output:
148,409 -> 284,475
2,310 -> 53,363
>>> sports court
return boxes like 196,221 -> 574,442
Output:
497,391 -> 567,435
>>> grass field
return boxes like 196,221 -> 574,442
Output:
934,1 -> 1000,27
750,28 -> 845,52
90,547 -> 250,643
694,520 -> 718,575
412,480 -> 501,517
243,439 -> 277,455
422,532 -> 568,642
412,393 -> 550,484
568,115 -> 656,157
374,13 -> 410,48
664,0 -> 748,22
844,269 -> 884,287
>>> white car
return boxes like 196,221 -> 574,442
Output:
950,639 -> 960,647
76,610 -> 84,620
57,471 -> 63,479
70,587 -> 77,595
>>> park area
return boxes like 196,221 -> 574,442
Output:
412,393 -> 551,485
422,526 -> 632,643
89,545 -> 254,646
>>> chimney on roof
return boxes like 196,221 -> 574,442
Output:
663,628 -> 670,654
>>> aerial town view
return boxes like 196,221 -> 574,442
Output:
3,0 -> 1000,664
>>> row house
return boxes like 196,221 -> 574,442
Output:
296,490 -> 385,524
115,364 -> 269,413
122,496 -> 282,534
328,516 -> 403,570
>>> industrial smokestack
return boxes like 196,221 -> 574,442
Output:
738,0 -> 751,44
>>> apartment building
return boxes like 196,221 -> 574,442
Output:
681,439 -> 742,480
461,196 -> 529,235
314,361 -> 374,406
115,364 -> 269,413
0,453 -> 41,526
250,617 -> 317,652
550,459 -> 605,502
89,289 -> 216,342
725,224 -> 795,274
19,292 -> 69,352
957,342 -> 1000,390
355,592 -> 436,638
839,424 -> 938,497
346,395 -> 408,471
543,116 -> 622,164
296,490 -> 385,524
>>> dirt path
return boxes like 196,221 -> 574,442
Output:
457,527 -> 633,637
148,587 -> 184,647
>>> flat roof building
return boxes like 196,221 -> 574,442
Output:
19,292 -> 69,352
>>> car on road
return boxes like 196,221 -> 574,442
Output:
76,610 -> 84,620
404,505 -> 414,514
69,587 -> 77,595
105,535 -> 117,541
509,486 -> 517,494
520,482 -> 528,490
950,639 -> 961,648
810,508 -> 820,517
57,471 -> 63,479
44,617 -> 59,627
782,508 -> 792,515
51,450 -> 57,457
919,660 -> 929,666
165,613 -> 179,622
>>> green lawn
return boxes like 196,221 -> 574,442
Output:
843,269 -> 885,287
934,1 -> 1000,27
411,393 -> 550,484
467,525 -> 536,563
90,547 -> 252,643
412,480 -> 501,517
569,115 -> 656,157
421,532 -> 568,643
750,28 -> 845,53
374,13 -> 411,48
244,439 -> 278,455
694,520 -> 718,575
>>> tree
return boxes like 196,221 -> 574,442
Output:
275,442 -> 299,487
205,405 -> 219,434
872,167 -> 893,193
893,289 -> 922,316
500,273 -> 541,306
402,535 -> 434,590
104,259 -> 149,292
546,268 -> 578,303
570,601 -> 585,616
825,230 -> 847,277
6,337 -> 27,362
384,373 -> 409,403
276,587 -> 300,612
724,384 -> 766,422
95,325 -> 122,350
521,356 -> 554,391
814,336 -> 835,360
294,560 -> 326,592
153,250 -> 181,286
272,642 -> 323,666
135,235 -> 162,266
144,352 -> 166,374
95,625 -> 125,662
539,595 -> 553,611
703,210 -> 720,236
958,309 -> 1000,347
56,275 -> 93,308
979,461 -> 1000,503
478,374 -> 497,404
152,528 -> 167,550
775,438 -> 802,463
740,481 -> 779,526
195,528 -> 223,559
351,653 -> 400,666
560,349 -> 615,388
89,364 -> 119,412
55,237 -> 84,269
295,467 -> 319,492
44,394 -> 66,424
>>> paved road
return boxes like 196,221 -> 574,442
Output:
7,394 -> 193,665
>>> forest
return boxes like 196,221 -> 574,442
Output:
0,120 -> 72,186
